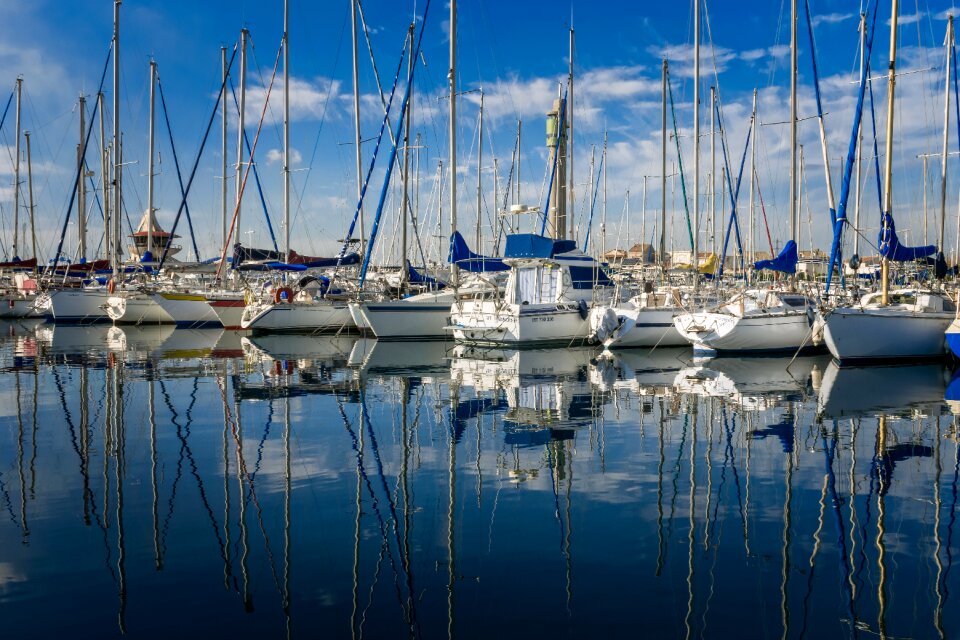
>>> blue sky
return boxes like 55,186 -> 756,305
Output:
1,0 -> 960,263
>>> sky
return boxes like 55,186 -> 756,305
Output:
1,0 -> 959,264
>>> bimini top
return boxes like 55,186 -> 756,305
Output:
503,232 -> 613,289
504,233 -> 578,259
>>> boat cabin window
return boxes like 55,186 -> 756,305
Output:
514,265 -> 561,305
780,296 -> 809,308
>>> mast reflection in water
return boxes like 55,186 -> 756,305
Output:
1,320 -> 960,638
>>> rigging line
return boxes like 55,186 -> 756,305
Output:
716,94 -> 748,277
229,78 -> 279,253
46,45 -> 110,281
753,168 -> 776,257
666,69 -> 694,249
358,1 -> 433,289
249,33 -> 287,156
330,33 -> 409,285
356,0 -> 399,151
825,0 -> 880,293
582,152 -> 604,252
214,40 -> 281,280
539,90 -> 567,236
291,6 -> 347,253
160,42 -> 239,272
156,74 -> 201,261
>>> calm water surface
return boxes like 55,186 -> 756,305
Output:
1,319 -> 958,638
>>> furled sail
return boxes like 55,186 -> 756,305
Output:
877,213 -> 936,262
754,239 -> 799,274
448,231 -> 508,272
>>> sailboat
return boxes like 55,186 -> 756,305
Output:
0,78 -> 44,319
449,232 -> 614,346
48,5 -> 124,325
588,61 -> 688,349
347,18 -> 454,341
450,69 -> 615,346
107,61 -> 177,326
822,0 -> 954,364
673,0 -> 821,356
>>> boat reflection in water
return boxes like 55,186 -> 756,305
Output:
817,360 -> 950,419
451,345 -> 599,447
674,355 -> 829,410
3,325 -> 960,638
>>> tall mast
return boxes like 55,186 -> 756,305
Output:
854,13 -> 865,258
749,89 -> 757,267
940,15 -> 954,250
112,0 -> 121,276
351,0 -> 364,258
790,0 -> 798,245
568,26 -> 574,241
641,175 -> 648,252
516,120 -> 521,204
400,23 -> 413,288
283,0 -> 291,261
693,0 -> 700,284
24,131 -> 36,263
236,28 -> 248,245
601,131 -> 607,257
449,0 -> 458,288
221,46 -> 228,253
881,0 -> 900,306
13,77 -> 21,259
146,60 -> 157,259
78,93 -> 87,260
660,60 -> 667,268
99,91 -> 109,263
476,89 -> 483,252
709,85 -> 715,256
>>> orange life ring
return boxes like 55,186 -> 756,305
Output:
107,278 -> 116,294
273,286 -> 294,304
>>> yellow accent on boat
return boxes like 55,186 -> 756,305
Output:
159,293 -> 206,301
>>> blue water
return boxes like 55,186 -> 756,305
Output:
0,319 -> 958,638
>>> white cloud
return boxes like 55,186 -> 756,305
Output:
244,76 -> 348,126
889,11 -> 925,26
811,12 -> 855,28
265,147 -> 302,166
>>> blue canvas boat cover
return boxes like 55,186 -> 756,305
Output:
754,239 -> 799,274
504,233 -> 556,259
878,213 -> 937,262
407,262 -> 447,289
447,231 -> 508,272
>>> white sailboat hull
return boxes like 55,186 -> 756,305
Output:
822,306 -> 952,364
0,295 -> 44,318
106,293 -> 174,324
674,309 -> 814,355
49,288 -> 112,323
152,292 -> 222,328
450,300 -> 592,347
206,295 -> 245,330
241,300 -> 355,333
591,306 -> 686,348
350,294 -> 453,341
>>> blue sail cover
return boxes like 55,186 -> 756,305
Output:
407,262 -> 446,289
447,231 -> 508,272
878,213 -> 937,261
754,239 -> 799,274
